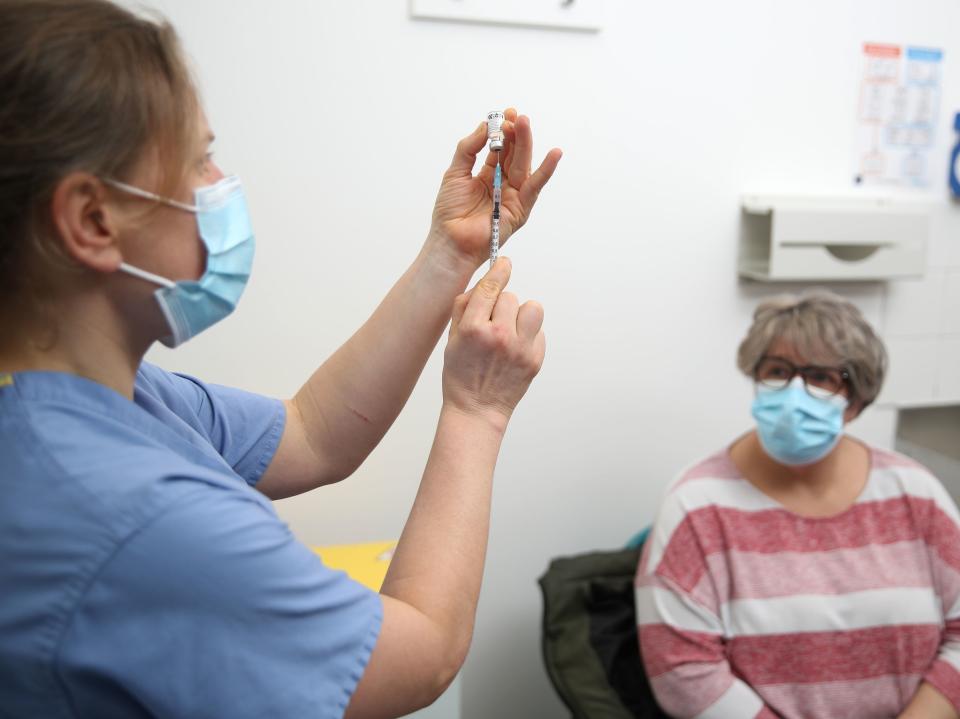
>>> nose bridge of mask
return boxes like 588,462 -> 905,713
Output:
775,376 -> 803,401
786,376 -> 813,413
195,175 -> 242,208
197,182 -> 254,258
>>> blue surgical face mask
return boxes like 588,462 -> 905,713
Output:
751,377 -> 848,466
107,175 -> 254,348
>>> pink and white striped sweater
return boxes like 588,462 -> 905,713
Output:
635,445 -> 960,719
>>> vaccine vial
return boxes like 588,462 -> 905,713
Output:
486,110 -> 505,152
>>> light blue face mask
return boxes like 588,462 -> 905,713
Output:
107,175 -> 254,348
751,377 -> 848,466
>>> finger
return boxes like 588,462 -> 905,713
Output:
478,147 -> 500,185
501,113 -> 517,149
499,121 -> 516,175
448,122 -> 488,176
532,330 -> 546,372
519,147 -> 563,213
478,145 -> 508,186
508,115 -> 534,189
450,290 -> 473,329
516,300 -> 545,342
492,291 -> 520,331
462,257 -> 512,326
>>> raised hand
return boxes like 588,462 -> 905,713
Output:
430,108 -> 562,271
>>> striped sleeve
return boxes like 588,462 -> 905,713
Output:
635,490 -> 772,719
921,473 -> 960,711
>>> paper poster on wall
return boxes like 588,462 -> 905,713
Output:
854,43 -> 943,188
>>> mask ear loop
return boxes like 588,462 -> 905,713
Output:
103,178 -> 196,289
103,178 -> 198,213
117,262 -> 175,289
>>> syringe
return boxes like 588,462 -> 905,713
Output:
490,161 -> 502,268
486,111 -> 505,268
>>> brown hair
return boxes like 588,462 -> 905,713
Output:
736,289 -> 888,408
0,0 -> 199,326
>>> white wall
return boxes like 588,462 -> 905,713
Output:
133,1 -> 960,716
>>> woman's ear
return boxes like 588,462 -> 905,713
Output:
50,172 -> 123,273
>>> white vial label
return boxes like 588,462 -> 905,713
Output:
486,110 -> 505,151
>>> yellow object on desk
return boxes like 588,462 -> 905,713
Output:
312,540 -> 396,592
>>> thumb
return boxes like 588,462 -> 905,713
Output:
448,121 -> 488,177
450,289 -> 473,330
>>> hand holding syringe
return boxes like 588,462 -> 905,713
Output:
425,109 -> 561,272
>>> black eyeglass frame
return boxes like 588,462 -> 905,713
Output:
752,355 -> 852,399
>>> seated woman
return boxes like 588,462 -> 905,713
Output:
635,290 -> 960,719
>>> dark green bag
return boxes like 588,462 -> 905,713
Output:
538,548 -> 670,719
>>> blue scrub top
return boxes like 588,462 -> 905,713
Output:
0,363 -> 382,719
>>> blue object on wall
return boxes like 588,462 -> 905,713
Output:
950,113 -> 960,198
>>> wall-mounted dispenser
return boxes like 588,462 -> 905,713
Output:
739,193 -> 930,282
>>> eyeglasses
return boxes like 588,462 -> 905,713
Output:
753,356 -> 850,399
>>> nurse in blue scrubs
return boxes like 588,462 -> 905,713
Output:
0,1 -> 562,717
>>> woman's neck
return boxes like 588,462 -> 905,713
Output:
731,431 -> 871,517
0,294 -> 149,400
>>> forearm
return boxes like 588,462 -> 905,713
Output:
899,681 -> 960,719
292,238 -> 474,483
379,405 -> 505,666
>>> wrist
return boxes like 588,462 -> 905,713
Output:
422,227 -> 481,284
439,400 -> 510,439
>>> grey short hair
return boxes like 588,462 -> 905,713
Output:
736,289 -> 888,407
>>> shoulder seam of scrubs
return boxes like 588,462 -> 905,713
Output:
170,371 -> 209,416
158,368 -> 286,486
